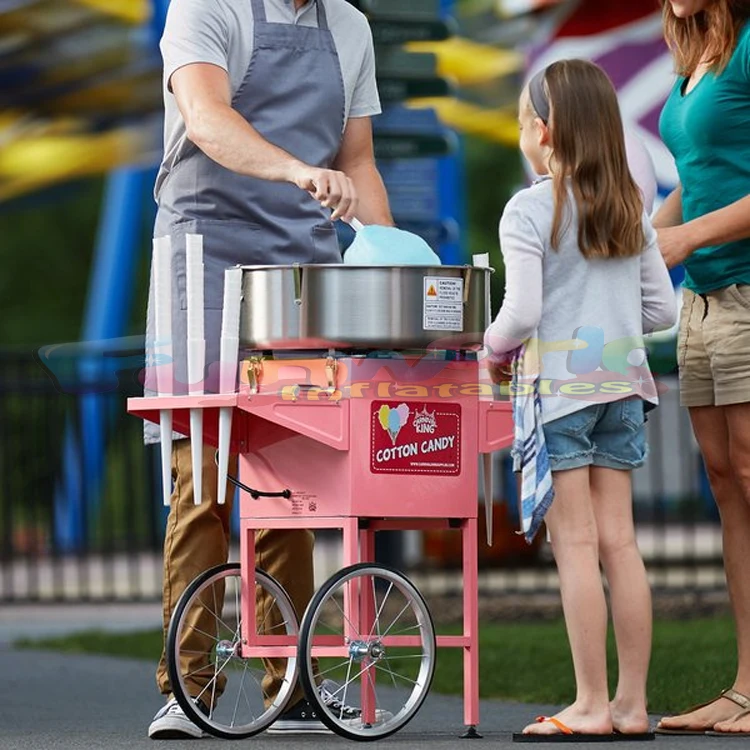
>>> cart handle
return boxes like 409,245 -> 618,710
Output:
214,451 -> 292,500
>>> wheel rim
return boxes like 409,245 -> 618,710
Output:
300,564 -> 435,739
169,565 -> 298,738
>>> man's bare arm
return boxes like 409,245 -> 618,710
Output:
171,62 -> 357,220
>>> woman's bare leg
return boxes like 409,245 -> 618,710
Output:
659,405 -> 750,731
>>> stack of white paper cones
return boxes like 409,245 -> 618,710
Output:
153,237 -> 174,507
217,267 -> 242,505
186,234 -> 206,505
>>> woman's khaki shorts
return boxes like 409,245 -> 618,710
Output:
678,285 -> 750,408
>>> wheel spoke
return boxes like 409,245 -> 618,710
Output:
376,658 -> 421,686
367,580 -> 393,641
316,659 -> 358,679
380,600 -> 413,639
196,596 -> 236,638
340,656 -> 355,721
332,587 -> 361,637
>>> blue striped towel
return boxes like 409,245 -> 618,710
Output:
511,353 -> 555,544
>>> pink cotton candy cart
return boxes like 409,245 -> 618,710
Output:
129,258 -> 513,741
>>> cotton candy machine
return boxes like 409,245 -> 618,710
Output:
128,237 -> 513,741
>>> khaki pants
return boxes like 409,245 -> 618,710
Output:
156,439 -> 314,708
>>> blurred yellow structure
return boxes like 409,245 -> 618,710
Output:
0,120 -> 150,201
406,37 -> 523,147
0,0 -> 158,201
410,98 -> 520,147
407,37 -> 522,86
0,2 -> 530,203
75,0 -> 151,23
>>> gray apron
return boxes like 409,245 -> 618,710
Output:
145,0 -> 346,429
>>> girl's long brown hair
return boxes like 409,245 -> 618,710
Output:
661,0 -> 750,75
539,59 -> 644,260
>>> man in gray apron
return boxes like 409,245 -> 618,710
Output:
146,0 -> 392,738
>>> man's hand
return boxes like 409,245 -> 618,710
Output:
290,164 -> 358,222
656,225 -> 695,269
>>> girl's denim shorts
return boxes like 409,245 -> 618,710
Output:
542,399 -> 647,472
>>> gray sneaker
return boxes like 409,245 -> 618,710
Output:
267,679 -> 392,734
265,693 -> 332,734
148,698 -> 206,740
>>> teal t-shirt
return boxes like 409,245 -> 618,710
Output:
659,21 -> 750,294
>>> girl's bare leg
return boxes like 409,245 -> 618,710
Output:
591,466 -> 651,734
521,466 -> 613,736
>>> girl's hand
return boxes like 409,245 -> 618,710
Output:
656,226 -> 694,269
487,356 -> 515,385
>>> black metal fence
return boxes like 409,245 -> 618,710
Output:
0,349 -> 164,601
0,349 -> 725,603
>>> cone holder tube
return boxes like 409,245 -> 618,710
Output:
217,267 -> 243,505
153,236 -> 174,507
186,233 -> 206,505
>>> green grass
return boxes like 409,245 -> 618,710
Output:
15,616 -> 736,713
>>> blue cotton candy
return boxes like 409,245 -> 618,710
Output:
344,225 -> 442,266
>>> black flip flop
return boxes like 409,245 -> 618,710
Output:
513,717 -> 614,743
613,731 -> 656,741
513,733 -> 614,743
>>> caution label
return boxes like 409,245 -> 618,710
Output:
423,276 -> 464,331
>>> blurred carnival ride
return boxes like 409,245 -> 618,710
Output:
0,0 -> 161,201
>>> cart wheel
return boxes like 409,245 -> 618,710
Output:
167,562 -> 299,739
298,562 -> 436,741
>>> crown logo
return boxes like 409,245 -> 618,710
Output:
413,406 -> 437,435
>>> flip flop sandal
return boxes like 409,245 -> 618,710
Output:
513,716 -> 615,743
613,730 -> 655,741
706,706 -> 750,736
655,688 -> 750,735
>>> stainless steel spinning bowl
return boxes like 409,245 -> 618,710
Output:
238,264 -> 492,350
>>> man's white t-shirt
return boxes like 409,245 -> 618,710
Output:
156,0 -> 381,199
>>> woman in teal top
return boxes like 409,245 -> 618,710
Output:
655,0 -> 750,737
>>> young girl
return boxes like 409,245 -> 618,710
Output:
484,59 -> 676,739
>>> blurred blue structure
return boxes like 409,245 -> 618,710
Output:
438,1 -> 465,267
54,0 -> 169,551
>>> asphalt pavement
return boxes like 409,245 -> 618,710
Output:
0,604 -> 736,749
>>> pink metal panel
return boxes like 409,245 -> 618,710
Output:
127,394 -> 249,452
237,395 -> 350,451
478,400 -> 514,454
237,428 -> 352,520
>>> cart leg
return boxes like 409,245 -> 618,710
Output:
343,517 -> 359,568
239,524 -> 257,654
359,525 -> 376,564
342,517 -> 359,645
461,517 -> 482,739
359,564 -> 377,726
358,523 -> 378,723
